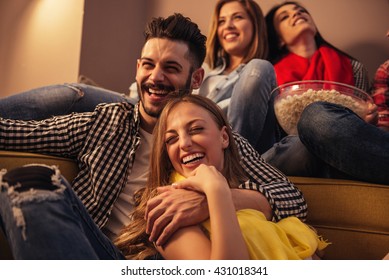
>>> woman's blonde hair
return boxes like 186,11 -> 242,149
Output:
205,0 -> 268,69
115,95 -> 247,259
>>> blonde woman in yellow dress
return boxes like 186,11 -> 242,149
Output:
115,95 -> 328,259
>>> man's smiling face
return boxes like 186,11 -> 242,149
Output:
136,38 -> 194,122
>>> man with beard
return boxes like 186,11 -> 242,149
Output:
0,13 -> 306,259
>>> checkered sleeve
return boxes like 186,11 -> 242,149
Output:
233,132 -> 308,222
0,112 -> 94,157
351,59 -> 370,92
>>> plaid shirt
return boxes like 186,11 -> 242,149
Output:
372,60 -> 389,105
0,102 -> 307,227
372,60 -> 389,123
351,58 -> 370,92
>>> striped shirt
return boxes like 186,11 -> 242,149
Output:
0,102 -> 307,227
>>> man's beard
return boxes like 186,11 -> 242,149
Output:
140,100 -> 162,118
137,75 -> 192,118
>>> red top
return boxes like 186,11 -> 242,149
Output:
274,45 -> 355,86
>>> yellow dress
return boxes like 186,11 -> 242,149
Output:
170,172 -> 329,260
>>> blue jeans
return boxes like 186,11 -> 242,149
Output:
263,102 -> 389,185
0,83 -> 135,120
204,59 -> 279,153
228,60 -> 278,153
0,165 -> 125,259
299,102 -> 389,184
262,135 -> 324,177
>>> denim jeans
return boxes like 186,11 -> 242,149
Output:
227,60 -> 278,153
201,59 -> 279,153
0,165 -> 125,259
0,83 -> 135,120
263,102 -> 389,185
261,135 -> 325,177
299,102 -> 389,185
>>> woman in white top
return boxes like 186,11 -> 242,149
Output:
197,0 -> 278,153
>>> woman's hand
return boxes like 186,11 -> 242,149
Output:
364,103 -> 379,125
172,164 -> 229,194
377,108 -> 389,131
145,164 -> 229,246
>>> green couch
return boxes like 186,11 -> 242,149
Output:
1,150 -> 388,260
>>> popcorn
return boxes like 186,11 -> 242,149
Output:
274,89 -> 369,135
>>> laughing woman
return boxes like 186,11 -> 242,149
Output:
115,95 -> 328,260
265,1 -> 370,91
262,1 -> 379,178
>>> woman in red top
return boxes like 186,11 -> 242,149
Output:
265,1 -> 370,91
261,2 -> 388,185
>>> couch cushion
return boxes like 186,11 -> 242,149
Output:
290,176 -> 389,260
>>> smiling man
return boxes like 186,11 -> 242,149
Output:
0,13 -> 306,259
136,37 -> 204,132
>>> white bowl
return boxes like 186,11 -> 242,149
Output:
273,80 -> 373,135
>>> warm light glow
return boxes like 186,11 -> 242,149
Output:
34,0 -> 77,28
0,0 -> 84,97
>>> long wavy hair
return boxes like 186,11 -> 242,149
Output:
115,95 -> 248,259
205,0 -> 268,69
265,1 -> 355,64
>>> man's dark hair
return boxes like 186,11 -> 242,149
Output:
144,13 -> 207,69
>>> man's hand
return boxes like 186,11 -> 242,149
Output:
145,187 -> 208,246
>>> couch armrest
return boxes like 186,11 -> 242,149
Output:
289,176 -> 389,260
0,150 -> 79,182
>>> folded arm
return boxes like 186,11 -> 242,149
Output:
155,165 -> 249,259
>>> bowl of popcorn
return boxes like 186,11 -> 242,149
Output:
273,80 -> 373,135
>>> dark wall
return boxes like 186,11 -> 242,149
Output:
79,0 -> 148,94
